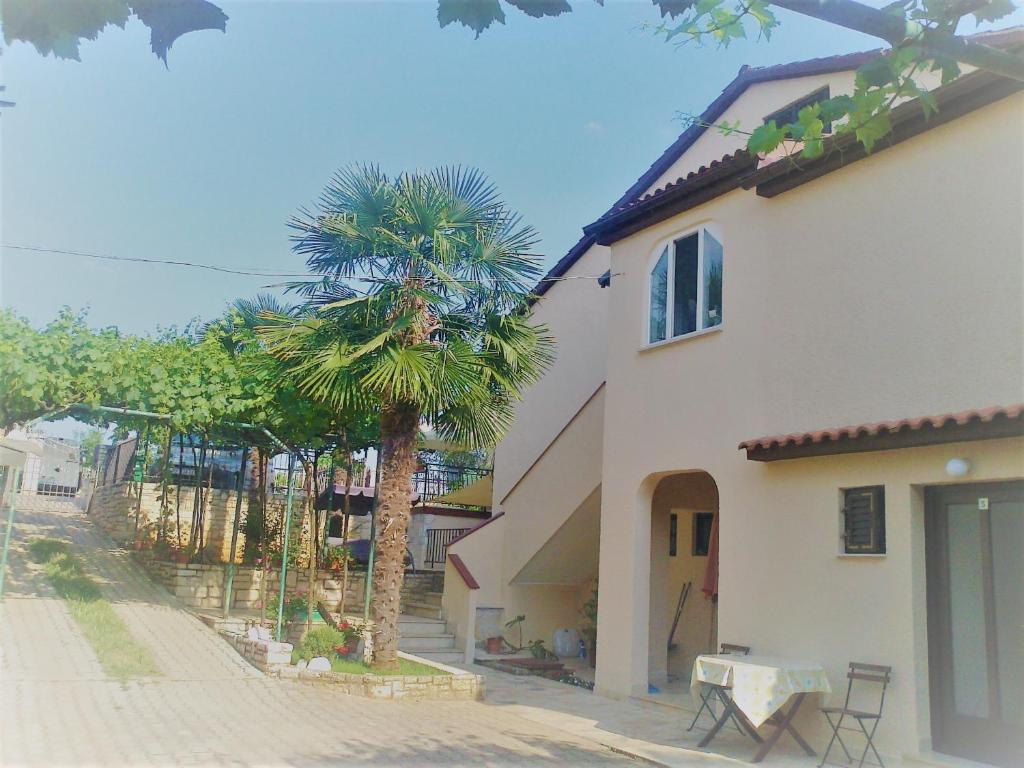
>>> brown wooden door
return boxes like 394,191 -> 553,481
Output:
925,481 -> 1024,768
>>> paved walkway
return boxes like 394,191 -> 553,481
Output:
0,500 -> 633,767
0,498 -> 849,768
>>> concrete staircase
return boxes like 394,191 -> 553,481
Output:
397,614 -> 463,665
400,586 -> 444,620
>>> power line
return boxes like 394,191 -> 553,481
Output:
1,243 -> 619,284
1,244 -> 310,278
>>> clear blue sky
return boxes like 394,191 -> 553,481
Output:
1,2 -> 1012,335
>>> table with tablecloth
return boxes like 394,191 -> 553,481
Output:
690,653 -> 832,761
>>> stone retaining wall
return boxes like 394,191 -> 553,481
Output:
133,551 -> 443,611
220,631 -> 295,673
89,481 -> 308,564
220,629 -> 483,700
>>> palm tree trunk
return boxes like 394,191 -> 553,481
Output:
370,402 -> 419,671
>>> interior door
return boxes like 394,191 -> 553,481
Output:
925,481 -> 1024,768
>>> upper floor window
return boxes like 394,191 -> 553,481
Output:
764,86 -> 831,132
648,227 -> 723,344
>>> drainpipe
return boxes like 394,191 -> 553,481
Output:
275,454 -> 296,642
222,444 -> 249,619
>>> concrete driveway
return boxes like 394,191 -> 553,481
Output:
0,500 -> 631,767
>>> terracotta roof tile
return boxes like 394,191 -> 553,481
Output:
738,404 -> 1024,453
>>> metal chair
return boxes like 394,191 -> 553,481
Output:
819,662 -> 891,768
687,643 -> 752,735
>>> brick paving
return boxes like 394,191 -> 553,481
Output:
0,500 -> 631,767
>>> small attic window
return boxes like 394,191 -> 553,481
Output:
764,86 -> 831,132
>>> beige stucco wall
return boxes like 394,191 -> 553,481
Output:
446,512 -> 594,658
501,386 -> 604,581
595,90 -> 1024,760
645,66 -> 951,193
492,243 -> 609,503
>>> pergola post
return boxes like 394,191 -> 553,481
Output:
0,467 -> 23,603
275,454 -> 297,642
362,446 -> 381,622
223,444 -> 249,619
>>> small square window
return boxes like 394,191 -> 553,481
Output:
842,486 -> 885,554
764,86 -> 832,132
693,512 -> 714,556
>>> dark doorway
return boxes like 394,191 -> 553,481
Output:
925,481 -> 1023,767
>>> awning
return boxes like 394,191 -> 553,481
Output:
315,483 -> 421,514
0,437 -> 42,468
432,474 -> 493,508
739,404 -> 1024,462
418,428 -> 470,452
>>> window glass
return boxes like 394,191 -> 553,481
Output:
703,230 -> 723,328
649,246 -> 668,342
672,233 -> 698,337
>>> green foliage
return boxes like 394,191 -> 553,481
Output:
297,626 -> 347,661
580,582 -> 598,644
321,656 -> 450,676
527,638 -> 549,659
2,0 -> 228,63
75,428 -> 105,468
260,165 -> 555,451
655,0 -> 1021,158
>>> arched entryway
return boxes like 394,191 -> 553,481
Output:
648,471 -> 719,693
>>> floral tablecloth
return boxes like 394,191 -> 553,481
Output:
690,654 -> 831,727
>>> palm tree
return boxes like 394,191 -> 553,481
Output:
259,165 -> 554,669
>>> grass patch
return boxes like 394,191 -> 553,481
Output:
290,650 -> 450,676
29,537 -> 159,680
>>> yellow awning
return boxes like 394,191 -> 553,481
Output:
433,474 -> 493,508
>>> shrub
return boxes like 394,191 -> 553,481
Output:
297,626 -> 346,661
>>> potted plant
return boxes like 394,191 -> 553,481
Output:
505,614 -> 526,651
322,545 -> 349,573
333,620 -> 361,657
527,639 -> 549,660
580,583 -> 598,668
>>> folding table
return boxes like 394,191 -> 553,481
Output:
691,653 -> 832,763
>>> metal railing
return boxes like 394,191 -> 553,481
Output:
424,527 -> 473,569
413,463 -> 490,501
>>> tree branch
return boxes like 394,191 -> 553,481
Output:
769,0 -> 1024,81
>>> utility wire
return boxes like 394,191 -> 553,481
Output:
1,243 -> 619,284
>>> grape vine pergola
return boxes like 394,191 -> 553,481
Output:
0,403 -> 380,643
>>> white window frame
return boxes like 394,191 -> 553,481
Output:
644,222 -> 723,347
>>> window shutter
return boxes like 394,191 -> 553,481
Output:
843,486 -> 885,554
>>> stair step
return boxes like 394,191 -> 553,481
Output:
403,602 -> 443,619
407,649 -> 465,665
398,634 -> 456,651
401,595 -> 442,607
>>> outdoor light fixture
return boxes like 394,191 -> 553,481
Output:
945,458 -> 970,478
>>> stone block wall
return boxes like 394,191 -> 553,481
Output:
219,631 -> 294,673
89,481 -> 306,564
134,551 -> 444,612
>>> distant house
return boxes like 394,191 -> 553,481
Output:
442,28 -> 1024,768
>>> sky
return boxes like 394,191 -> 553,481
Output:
1,1 -> 1016,338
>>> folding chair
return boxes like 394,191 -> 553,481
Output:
819,662 -> 891,768
687,643 -> 753,736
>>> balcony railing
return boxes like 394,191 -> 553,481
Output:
424,527 -> 473,569
412,462 -> 491,502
